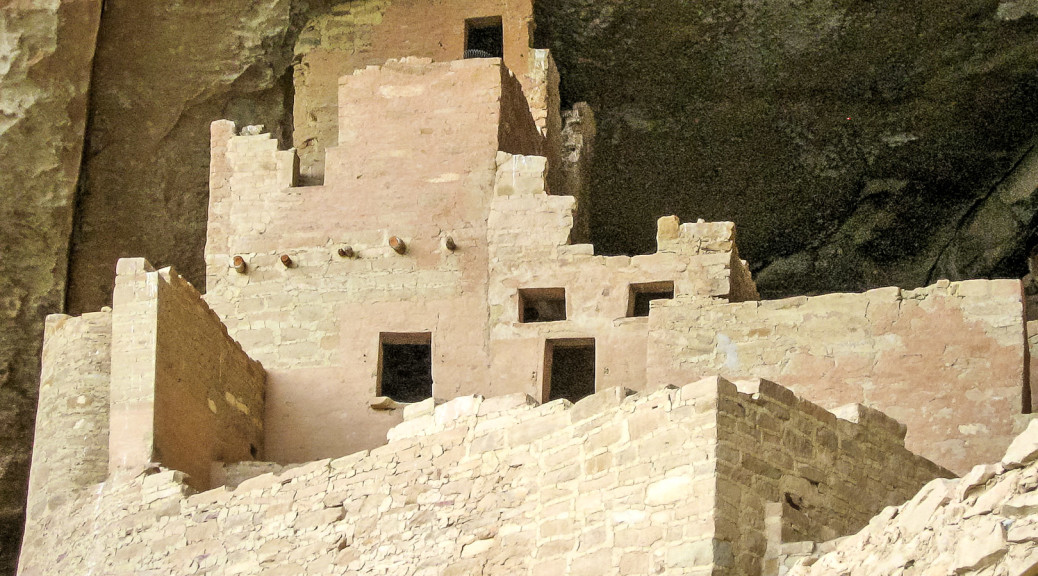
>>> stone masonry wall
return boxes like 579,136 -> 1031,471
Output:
712,378 -> 949,576
525,49 -> 565,198
785,420 -> 1038,576
205,58 -> 543,463
648,279 -> 1031,474
22,310 -> 111,554
487,153 -> 758,399
109,259 -> 265,490
154,266 -> 266,487
292,0 -> 537,183
17,379 -> 947,576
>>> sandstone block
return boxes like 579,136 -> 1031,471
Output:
477,393 -> 538,416
1007,519 -> 1038,543
1003,491 -> 1038,516
898,478 -> 956,534
645,476 -> 693,506
571,386 -> 634,422
434,395 -> 483,427
956,464 -> 1000,501
403,398 -> 442,421
1003,419 -> 1038,469
951,521 -> 1007,574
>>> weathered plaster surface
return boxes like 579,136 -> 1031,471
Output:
649,280 -> 1030,474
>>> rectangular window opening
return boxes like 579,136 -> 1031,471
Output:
378,332 -> 433,403
544,338 -> 596,404
465,16 -> 504,59
519,287 -> 567,323
627,281 -> 675,317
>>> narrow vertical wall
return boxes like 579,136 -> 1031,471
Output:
109,259 -> 161,480
152,267 -> 266,489
0,0 -> 102,566
559,102 -> 596,243
109,258 -> 265,490
21,311 -> 111,562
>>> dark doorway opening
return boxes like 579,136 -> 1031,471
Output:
519,287 -> 567,323
544,339 -> 596,403
378,333 -> 433,403
465,16 -> 504,59
627,281 -> 675,317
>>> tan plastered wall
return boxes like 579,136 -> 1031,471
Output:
292,0 -> 537,182
649,280 -> 1029,474
486,153 -> 759,400
22,310 -> 112,552
16,379 -> 947,576
109,259 -> 265,490
205,58 -> 543,463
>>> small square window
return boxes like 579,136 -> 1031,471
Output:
519,288 -> 567,323
627,281 -> 675,317
378,333 -> 432,403
465,16 -> 504,59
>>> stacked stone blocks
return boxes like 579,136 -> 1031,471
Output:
109,258 -> 265,490
17,378 -> 948,576
782,421 -> 1038,576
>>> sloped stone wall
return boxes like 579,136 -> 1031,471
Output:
784,421 -> 1038,576
712,378 -> 948,575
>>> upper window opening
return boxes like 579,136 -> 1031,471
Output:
378,332 -> 433,403
627,281 -> 675,317
519,288 -> 567,323
465,16 -> 504,59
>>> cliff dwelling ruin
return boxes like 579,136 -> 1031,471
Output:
7,1 -> 1038,575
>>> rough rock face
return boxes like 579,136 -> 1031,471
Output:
784,419 -> 1038,576
0,0 -> 101,567
63,0 -> 298,314
535,0 -> 1038,297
